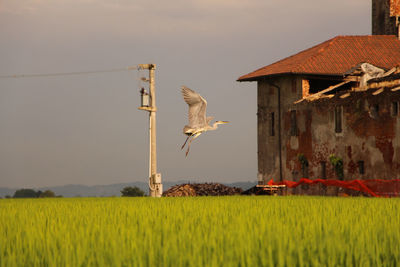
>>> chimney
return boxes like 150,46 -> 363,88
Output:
372,0 -> 399,38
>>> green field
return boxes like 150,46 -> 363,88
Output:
1,196 -> 399,266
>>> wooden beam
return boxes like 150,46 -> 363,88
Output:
344,76 -> 360,82
382,67 -> 397,77
340,92 -> 351,98
372,88 -> 384,95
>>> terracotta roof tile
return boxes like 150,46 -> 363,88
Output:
238,35 -> 400,81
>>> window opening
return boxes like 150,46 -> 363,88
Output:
358,161 -> 365,175
320,161 -> 326,179
356,99 -> 364,112
391,102 -> 398,116
290,110 -> 298,136
374,104 -> 379,113
270,112 -> 275,136
335,106 -> 342,133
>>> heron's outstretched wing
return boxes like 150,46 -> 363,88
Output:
181,86 -> 207,128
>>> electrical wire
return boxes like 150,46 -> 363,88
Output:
0,66 -> 138,79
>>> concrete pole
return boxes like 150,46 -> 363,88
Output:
138,64 -> 163,197
148,64 -> 162,197
149,65 -> 157,178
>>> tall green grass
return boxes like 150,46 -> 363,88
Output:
1,196 -> 399,266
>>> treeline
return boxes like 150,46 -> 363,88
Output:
2,186 -> 145,198
3,189 -> 62,199
120,186 -> 145,197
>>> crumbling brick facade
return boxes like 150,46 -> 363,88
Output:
256,76 -> 400,184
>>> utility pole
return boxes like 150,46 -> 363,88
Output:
138,64 -> 163,197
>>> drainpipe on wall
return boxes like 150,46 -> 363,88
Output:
267,81 -> 283,182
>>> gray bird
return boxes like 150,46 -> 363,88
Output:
181,86 -> 229,156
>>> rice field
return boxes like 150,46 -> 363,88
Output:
1,196 -> 399,266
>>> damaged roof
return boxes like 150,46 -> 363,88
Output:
238,35 -> 400,81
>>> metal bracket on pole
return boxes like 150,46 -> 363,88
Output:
138,107 -> 157,112
137,63 -> 163,197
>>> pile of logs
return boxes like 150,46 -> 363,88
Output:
163,183 -> 243,197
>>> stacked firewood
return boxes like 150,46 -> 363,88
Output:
163,184 -> 196,197
163,183 -> 243,197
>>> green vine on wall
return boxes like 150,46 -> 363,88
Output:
297,153 -> 309,178
329,154 -> 344,179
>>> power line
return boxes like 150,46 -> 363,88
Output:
0,66 -> 139,79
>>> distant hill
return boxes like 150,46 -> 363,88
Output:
0,181 -> 256,198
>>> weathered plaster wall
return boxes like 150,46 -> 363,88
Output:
257,80 -> 278,183
257,76 -> 302,183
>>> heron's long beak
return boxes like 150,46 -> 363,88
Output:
221,121 -> 229,123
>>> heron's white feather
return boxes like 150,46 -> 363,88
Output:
181,86 -> 207,128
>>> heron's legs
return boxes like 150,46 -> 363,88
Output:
185,132 -> 201,157
181,134 -> 192,150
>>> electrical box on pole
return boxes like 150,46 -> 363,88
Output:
138,64 -> 163,197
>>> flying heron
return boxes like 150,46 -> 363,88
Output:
181,85 -> 229,156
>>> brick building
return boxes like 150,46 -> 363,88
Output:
238,1 -> 400,184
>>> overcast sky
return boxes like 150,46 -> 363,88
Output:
0,0 -> 370,188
